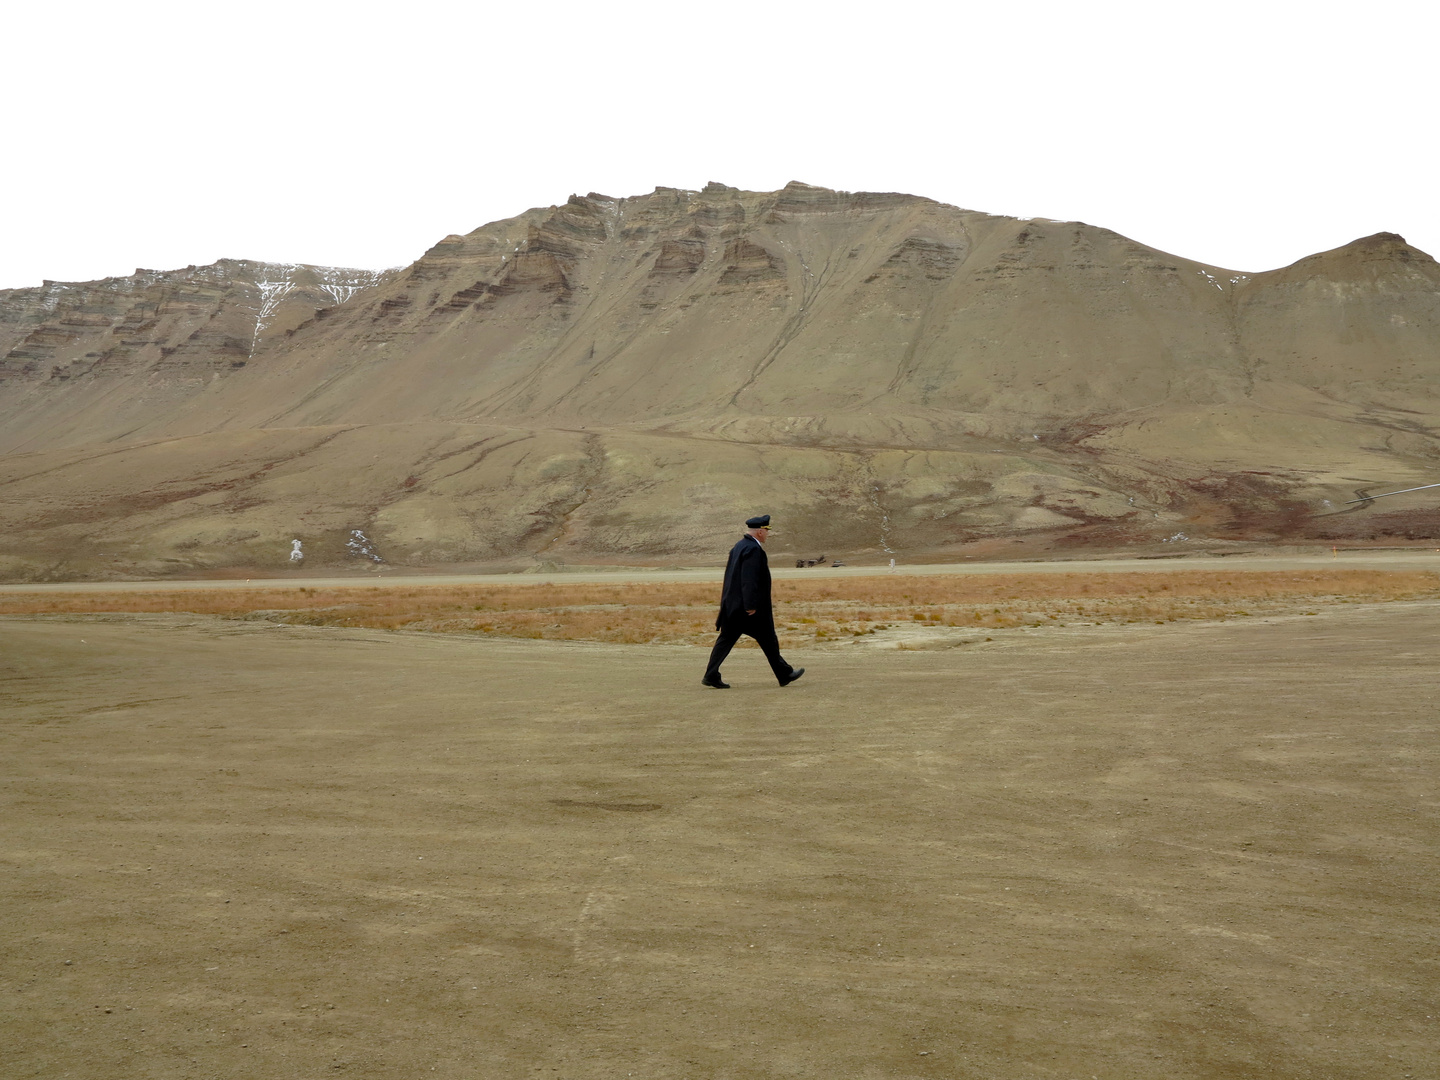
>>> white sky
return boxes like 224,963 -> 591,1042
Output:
3,0 -> 1435,289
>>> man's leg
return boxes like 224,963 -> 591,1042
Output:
704,621 -> 743,683
748,618 -> 796,684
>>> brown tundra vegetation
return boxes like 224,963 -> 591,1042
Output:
6,570 -> 1438,648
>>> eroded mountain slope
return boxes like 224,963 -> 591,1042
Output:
2,183 -> 1438,579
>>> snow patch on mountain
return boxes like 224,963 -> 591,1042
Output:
316,267 -> 387,307
251,266 -> 300,356
245,264 -> 389,355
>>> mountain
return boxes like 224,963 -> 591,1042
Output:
2,182 -> 1438,580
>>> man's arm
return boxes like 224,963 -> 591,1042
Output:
739,546 -> 761,614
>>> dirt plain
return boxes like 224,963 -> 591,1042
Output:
3,562 -> 1438,1079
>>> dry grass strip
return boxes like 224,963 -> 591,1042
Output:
5,570 -> 1439,648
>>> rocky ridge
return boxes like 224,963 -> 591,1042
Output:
0,261 -> 393,434
2,183 -> 1438,580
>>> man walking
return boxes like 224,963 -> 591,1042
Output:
702,514 -> 805,689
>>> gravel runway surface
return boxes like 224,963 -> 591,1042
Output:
3,602 -> 1437,1079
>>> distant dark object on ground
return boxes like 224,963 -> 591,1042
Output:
796,555 -> 829,568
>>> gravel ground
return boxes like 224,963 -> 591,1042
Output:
2,601 -> 1437,1079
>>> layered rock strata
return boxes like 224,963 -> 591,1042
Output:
2,183 -> 1438,579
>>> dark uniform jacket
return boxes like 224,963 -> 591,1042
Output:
715,534 -> 771,629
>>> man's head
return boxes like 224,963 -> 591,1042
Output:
745,514 -> 772,543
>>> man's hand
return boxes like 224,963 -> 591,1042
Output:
747,609 -> 756,615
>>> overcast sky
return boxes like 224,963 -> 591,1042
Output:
3,0 -> 1434,289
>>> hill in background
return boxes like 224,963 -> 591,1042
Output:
3,182 -> 1439,580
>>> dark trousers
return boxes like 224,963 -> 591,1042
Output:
705,615 -> 792,683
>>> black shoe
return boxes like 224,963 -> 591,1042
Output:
779,667 -> 805,687
701,674 -> 730,689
